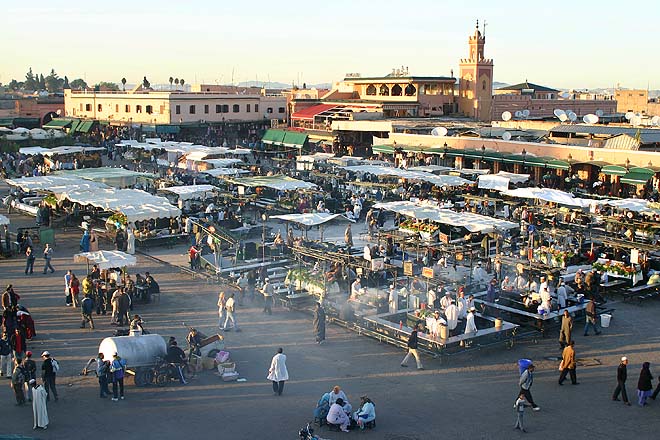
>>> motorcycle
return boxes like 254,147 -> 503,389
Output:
298,422 -> 331,440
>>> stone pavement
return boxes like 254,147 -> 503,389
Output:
1,201 -> 660,439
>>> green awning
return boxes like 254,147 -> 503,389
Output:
262,129 -> 286,145
545,159 -> 570,170
627,167 -> 656,178
76,121 -> 94,133
620,171 -> 652,185
0,117 -> 14,127
483,151 -> 507,161
12,117 -> 40,128
43,119 -> 72,129
282,131 -> 308,148
601,165 -> 628,176
140,124 -> 157,133
372,145 -> 394,154
502,154 -> 527,164
69,120 -> 81,132
461,149 -> 484,159
156,125 -> 180,134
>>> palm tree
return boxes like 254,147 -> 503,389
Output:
180,79 -> 185,90
174,78 -> 179,90
169,76 -> 174,90
121,77 -> 127,91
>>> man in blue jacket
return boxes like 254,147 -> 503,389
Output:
80,294 -> 95,329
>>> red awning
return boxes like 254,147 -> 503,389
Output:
291,104 -> 338,120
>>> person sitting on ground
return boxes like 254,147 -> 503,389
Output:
129,315 -> 144,335
313,392 -> 331,425
327,397 -> 351,432
501,276 -> 515,292
165,341 -> 187,384
328,385 -> 352,413
353,395 -> 376,430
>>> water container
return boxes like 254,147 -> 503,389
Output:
518,358 -> 533,374
600,313 -> 612,328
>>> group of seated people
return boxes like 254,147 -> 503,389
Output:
313,385 -> 376,432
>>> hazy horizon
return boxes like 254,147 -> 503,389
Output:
2,0 -> 658,91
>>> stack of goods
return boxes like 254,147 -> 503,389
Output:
215,350 -> 239,381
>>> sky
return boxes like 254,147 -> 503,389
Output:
2,0 -> 658,90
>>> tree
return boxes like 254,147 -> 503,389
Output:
38,74 -> 46,90
174,78 -> 179,90
70,78 -> 88,90
169,76 -> 174,89
45,69 -> 64,92
121,77 -> 127,91
180,78 -> 185,89
24,68 -> 37,90
8,79 -> 23,90
142,76 -> 151,89
63,76 -> 70,89
95,82 -> 120,91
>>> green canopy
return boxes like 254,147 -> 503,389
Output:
282,131 -> 307,148
601,165 -> 628,176
0,117 -> 13,127
262,129 -> 286,145
43,119 -> 72,129
76,121 -> 95,133
620,171 -> 652,185
156,125 -> 180,134
372,145 -> 394,154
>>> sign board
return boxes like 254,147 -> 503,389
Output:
371,258 -> 385,271
422,267 -> 434,279
631,249 -> 640,265
237,185 -> 245,196
439,233 -> 449,244
403,261 -> 413,276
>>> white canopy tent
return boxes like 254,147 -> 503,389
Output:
230,175 -> 317,191
202,168 -> 250,177
270,213 -> 354,226
65,188 -> 181,222
74,250 -> 137,270
478,175 -> 510,191
375,200 -> 518,233
201,158 -> 244,168
342,165 -> 473,187
6,175 -> 109,194
597,198 -> 660,214
494,171 -> 530,184
58,167 -> 157,187
159,185 -> 217,201
501,188 -> 593,208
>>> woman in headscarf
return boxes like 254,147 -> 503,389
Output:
637,362 -> 653,406
313,302 -> 326,344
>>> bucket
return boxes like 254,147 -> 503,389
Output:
439,324 -> 448,340
494,318 -> 503,329
600,313 -> 612,328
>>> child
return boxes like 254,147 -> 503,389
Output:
514,392 -> 530,432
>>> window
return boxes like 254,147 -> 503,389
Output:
405,84 -> 417,96
391,84 -> 402,96
366,84 -> 376,95
216,105 -> 221,113
246,104 -> 251,113
97,104 -> 103,112
136,105 -> 142,113
278,107 -> 285,113
189,105 -> 196,114
379,85 -> 390,96
85,104 -> 92,111
482,80 -> 487,91
267,107 -> 273,114
79,103 -> 83,111
222,104 -> 229,113
254,104 -> 259,113
175,105 -> 181,115
146,105 -> 153,114
125,104 -> 130,112
233,104 -> 240,113
204,104 -> 209,114
115,104 -> 119,113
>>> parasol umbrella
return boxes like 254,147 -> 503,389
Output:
73,250 -> 137,275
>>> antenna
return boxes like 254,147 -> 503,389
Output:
595,109 -> 604,117
625,112 -> 634,121
568,112 -> 577,122
514,110 -> 523,118
559,91 -> 570,99
502,131 -> 512,141
583,114 -> 599,124
501,111 -> 512,121
521,109 -> 530,119
631,115 -> 642,127
651,115 -> 660,126
431,127 -> 448,137
553,109 -> 566,119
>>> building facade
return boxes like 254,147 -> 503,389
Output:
64,89 -> 287,125
457,21 -> 494,121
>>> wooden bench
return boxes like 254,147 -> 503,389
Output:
623,283 -> 660,304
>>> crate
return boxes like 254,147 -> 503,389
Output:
217,362 -> 236,374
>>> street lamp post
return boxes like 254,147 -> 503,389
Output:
261,212 -> 268,263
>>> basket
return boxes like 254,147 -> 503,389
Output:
217,362 -> 236,374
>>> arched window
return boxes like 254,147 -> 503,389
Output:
233,104 -> 240,113
379,85 -> 390,96
482,80 -> 487,91
366,84 -> 376,96
391,84 -> 402,96
404,84 -> 416,96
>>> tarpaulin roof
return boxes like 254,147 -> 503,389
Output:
74,250 -> 137,269
230,175 -> 317,191
270,213 -> 354,226
202,168 -> 250,177
291,104 -> 337,120
501,188 -> 593,208
65,188 -> 180,222
57,167 -> 157,187
159,185 -> 217,200
342,165 -> 473,187
478,172 -> 530,191
374,201 -> 518,233
19,146 -> 105,156
202,158 -> 244,168
6,175 -> 109,193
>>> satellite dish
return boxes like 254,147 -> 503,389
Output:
583,114 -> 599,124
522,109 -> 530,118
553,109 -> 566,118
558,113 -> 568,122
501,111 -> 512,121
514,110 -> 523,118
631,116 -> 642,126
559,91 -> 570,99
568,112 -> 577,122
431,127 -> 448,137
595,109 -> 604,117
651,115 -> 660,126
625,112 -> 634,120
502,131 -> 512,141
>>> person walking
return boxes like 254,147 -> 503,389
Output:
217,291 -> 226,328
261,278 -> 274,315
40,351 -> 58,402
559,310 -> 572,350
11,358 -> 27,405
110,353 -> 127,401
400,324 -> 424,370
70,274 -> 80,307
612,356 -> 631,405
25,246 -> 36,275
519,364 -> 541,411
80,294 -> 95,329
64,270 -> 73,306
513,392 -> 531,433
42,243 -> 55,274
31,379 -> 49,430
222,293 -> 239,331
267,347 -> 288,396
313,302 -> 326,344
558,340 -> 579,385
584,298 -> 601,336
637,362 -> 653,406
22,351 -> 37,402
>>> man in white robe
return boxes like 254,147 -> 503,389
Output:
440,292 -> 452,309
556,280 -> 567,309
457,291 -> 468,319
445,302 -> 459,332
464,307 -> 478,335
427,289 -> 437,309
351,279 -> 362,298
388,285 -> 398,313
31,379 -> 48,430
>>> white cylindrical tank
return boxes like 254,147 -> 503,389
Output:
99,334 -> 167,368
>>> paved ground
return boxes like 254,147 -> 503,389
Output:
2,192 -> 660,439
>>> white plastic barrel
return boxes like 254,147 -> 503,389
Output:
98,334 -> 167,368
600,314 -> 612,328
